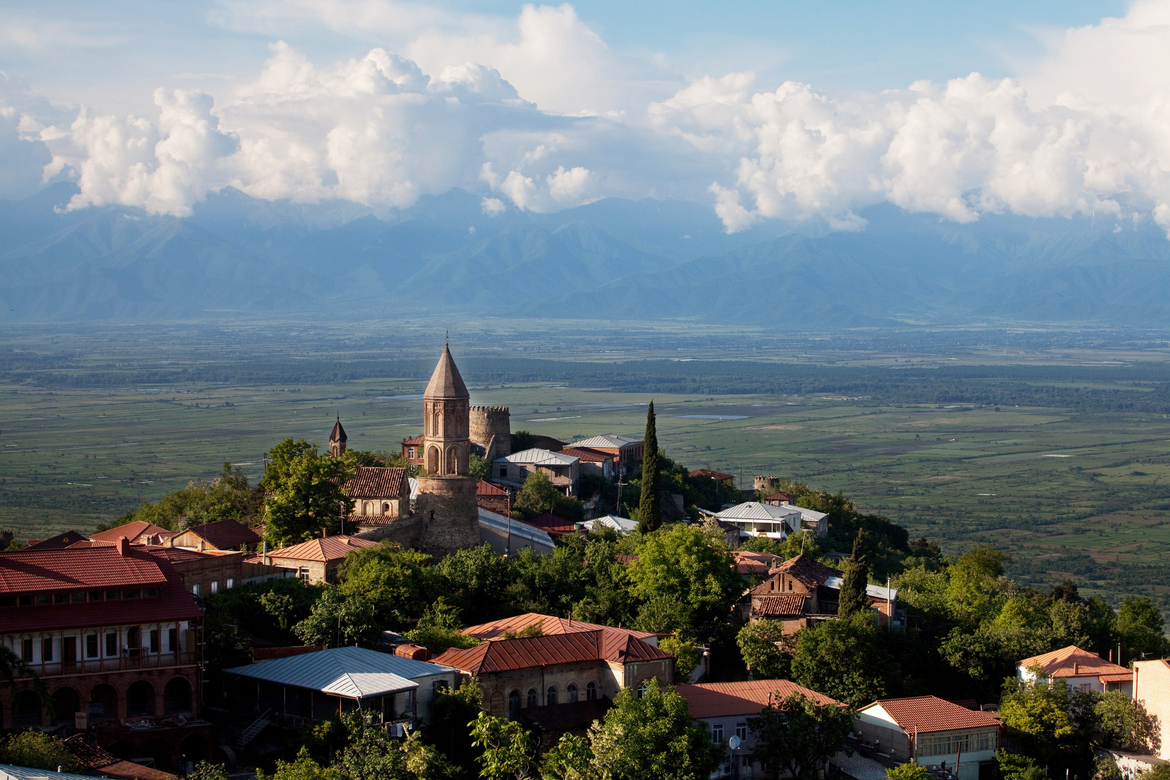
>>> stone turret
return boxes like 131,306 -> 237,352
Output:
470,405 -> 511,462
329,416 -> 347,457
754,475 -> 781,493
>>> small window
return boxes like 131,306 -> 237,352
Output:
508,690 -> 521,718
86,633 -> 99,658
0,596 -> 14,607
527,689 -> 538,708
711,723 -> 724,744
150,629 -> 159,654
105,631 -> 117,656
547,686 -> 558,705
586,682 -> 597,701
736,722 -> 748,741
21,637 -> 33,662
36,594 -> 51,606
225,579 -> 234,590
567,683 -> 579,703
210,581 -> 219,595
42,637 -> 53,662
89,591 -> 104,602
71,592 -> 86,603
788,580 -> 793,591
191,584 -> 201,596
499,466 -> 508,478
168,628 -> 179,653
124,588 -> 140,599
298,568 -> 311,584
18,595 -> 33,607
143,588 -> 159,598
637,682 -> 649,699
106,590 -> 121,601
55,593 -> 69,604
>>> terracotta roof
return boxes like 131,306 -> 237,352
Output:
524,513 -> 578,537
345,467 -> 409,498
433,628 -> 670,673
561,447 -> 612,463
477,480 -> 509,497
677,680 -> 842,719
265,535 -> 378,563
0,546 -> 168,593
0,550 -> 201,633
735,550 -> 779,575
141,545 -> 226,563
690,469 -> 735,481
765,492 -> 795,503
181,519 -> 261,550
63,734 -> 120,768
753,594 -> 808,617
96,760 -> 179,780
424,344 -> 469,399
774,554 -> 842,587
349,514 -> 397,526
330,417 -> 347,443
89,521 -> 175,545
402,435 -> 424,446
1019,645 -> 1132,680
23,531 -> 88,550
1099,672 -> 1135,683
862,696 -> 1001,734
464,612 -> 657,642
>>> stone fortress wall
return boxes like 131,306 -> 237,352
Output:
470,405 -> 511,462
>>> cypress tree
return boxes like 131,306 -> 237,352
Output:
638,401 -> 661,533
837,528 -> 871,618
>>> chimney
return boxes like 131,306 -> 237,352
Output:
262,539 -> 268,566
1073,662 -> 1079,675
198,539 -> 205,552
117,536 -> 129,556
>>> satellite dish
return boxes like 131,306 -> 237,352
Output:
728,735 -> 742,750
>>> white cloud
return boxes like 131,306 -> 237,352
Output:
480,196 -> 505,216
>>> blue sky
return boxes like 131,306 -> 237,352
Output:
2,0 -> 1168,234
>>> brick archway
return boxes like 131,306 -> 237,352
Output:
51,687 -> 81,724
163,677 -> 192,717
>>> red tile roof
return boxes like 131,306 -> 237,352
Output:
524,513 -> 578,537
862,696 -> 1001,735
753,594 -> 808,617
477,479 -> 509,497
735,550 -> 779,575
24,531 -> 89,550
775,554 -> 842,586
0,548 -> 201,633
181,519 -> 261,550
265,535 -> 378,563
90,521 -> 175,545
561,447 -> 612,463
677,680 -> 841,719
433,628 -> 670,673
345,467 -> 409,499
464,612 -> 658,642
1019,645 -> 1132,681
402,435 -> 424,446
765,492 -> 795,503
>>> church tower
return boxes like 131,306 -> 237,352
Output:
421,344 -> 470,476
413,343 -> 479,555
329,415 -> 347,457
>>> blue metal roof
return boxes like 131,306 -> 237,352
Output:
225,646 -> 454,699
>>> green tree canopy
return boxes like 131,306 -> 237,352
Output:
511,470 -> 583,523
887,764 -> 933,780
630,523 -> 740,642
1117,596 -> 1168,662
0,731 -> 79,772
263,438 -> 353,546
470,712 -> 536,780
336,542 -> 436,628
749,691 -> 854,780
837,529 -> 872,619
638,401 -> 662,533
790,613 -> 900,708
737,619 -> 794,680
293,588 -> 379,648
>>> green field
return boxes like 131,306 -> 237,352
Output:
2,320 -> 1169,608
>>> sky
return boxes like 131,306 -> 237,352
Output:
3,0 -> 1170,233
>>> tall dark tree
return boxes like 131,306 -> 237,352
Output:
638,401 -> 661,533
837,528 -> 871,619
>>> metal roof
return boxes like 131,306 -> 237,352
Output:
497,448 -> 578,466
716,502 -> 803,522
822,576 -> 898,601
1,765 -> 98,780
478,508 -> 555,547
581,515 -> 638,534
225,646 -> 454,700
571,434 -> 642,449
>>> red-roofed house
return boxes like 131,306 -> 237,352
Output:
476,479 -> 512,517
432,628 -> 672,719
344,466 -> 411,526
256,535 -> 378,584
0,543 -> 204,769
560,447 -> 614,479
1018,645 -> 1133,695
677,680 -> 842,778
401,435 -> 425,467
168,519 -> 260,552
733,550 -> 779,577
464,612 -> 659,646
522,513 -> 578,538
689,469 -> 736,485
89,521 -> 175,546
854,696 -> 1001,780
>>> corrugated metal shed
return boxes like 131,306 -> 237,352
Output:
716,502 -> 803,522
497,448 -> 578,466
225,646 -> 454,699
571,434 -> 642,448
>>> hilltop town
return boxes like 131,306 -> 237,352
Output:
0,346 -> 1168,780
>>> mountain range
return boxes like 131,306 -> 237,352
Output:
2,183 -> 1169,328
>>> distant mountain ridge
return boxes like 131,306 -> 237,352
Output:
1,183 -> 1168,327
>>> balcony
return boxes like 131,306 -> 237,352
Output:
21,650 -> 198,679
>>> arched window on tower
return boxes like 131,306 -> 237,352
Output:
446,447 -> 458,475
427,447 -> 440,474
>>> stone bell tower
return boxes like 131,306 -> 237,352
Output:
414,343 -> 479,555
329,415 -> 347,457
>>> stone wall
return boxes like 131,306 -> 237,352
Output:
470,406 -> 511,461
414,476 -> 480,557
754,476 -> 781,492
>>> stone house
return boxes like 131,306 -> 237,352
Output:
432,627 -> 673,720
493,449 -> 580,495
251,535 -> 377,585
476,479 -> 512,517
1018,645 -> 1133,695
561,447 -> 614,479
854,696 -> 1001,780
400,435 -> 425,467
345,466 -> 411,524
748,554 -> 900,631
676,680 -> 842,779
0,542 -> 205,770
568,435 -> 644,476
89,521 -> 175,547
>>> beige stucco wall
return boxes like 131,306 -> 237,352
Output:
1134,660 -> 1170,760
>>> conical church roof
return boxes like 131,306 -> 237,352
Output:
330,416 -> 347,442
425,344 -> 469,399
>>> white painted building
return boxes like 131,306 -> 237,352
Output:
854,696 -> 1001,780
715,502 -> 803,539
